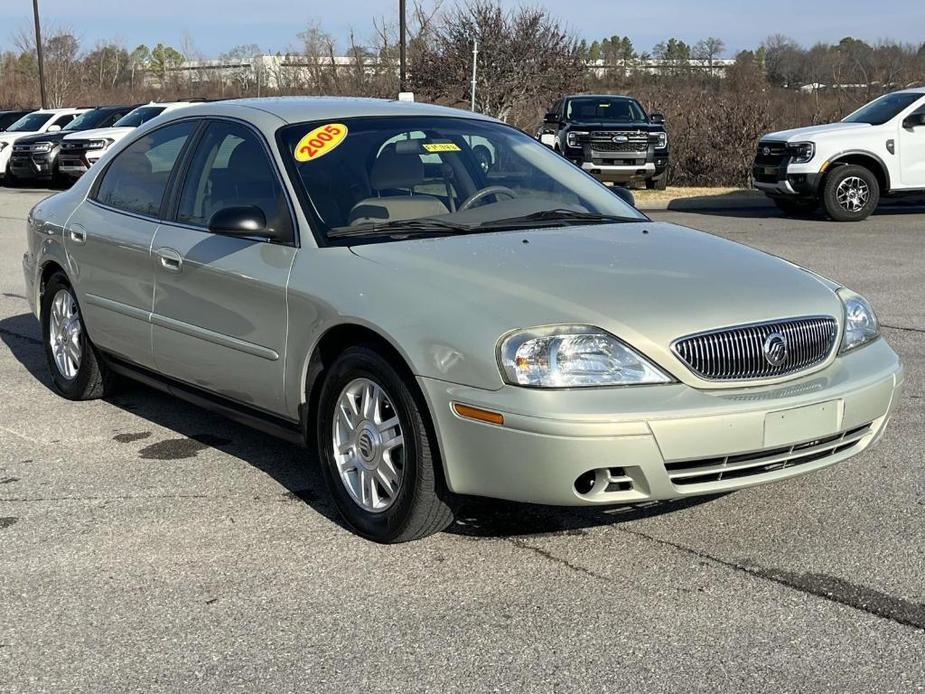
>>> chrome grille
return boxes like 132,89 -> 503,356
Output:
590,140 -> 648,153
60,141 -> 86,151
673,316 -> 838,381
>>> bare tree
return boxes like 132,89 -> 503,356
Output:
693,37 -> 725,67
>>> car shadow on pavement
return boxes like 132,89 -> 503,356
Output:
2,311 -> 726,540
663,194 -> 925,220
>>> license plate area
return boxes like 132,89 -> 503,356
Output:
764,401 -> 840,448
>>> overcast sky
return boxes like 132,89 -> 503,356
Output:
2,0 -> 923,56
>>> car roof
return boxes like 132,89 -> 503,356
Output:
172,97 -> 498,125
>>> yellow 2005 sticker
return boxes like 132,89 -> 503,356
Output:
422,142 -> 461,153
294,123 -> 348,162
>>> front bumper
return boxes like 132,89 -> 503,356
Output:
752,158 -> 823,198
419,338 -> 903,506
581,161 -> 656,183
9,154 -> 54,179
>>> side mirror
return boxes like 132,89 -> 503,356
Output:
47,124 -> 62,132
649,113 -> 665,125
611,186 -> 635,208
544,112 -> 559,123
208,205 -> 270,238
903,113 -> 925,129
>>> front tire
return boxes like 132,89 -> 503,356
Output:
645,172 -> 668,190
41,273 -> 114,400
316,346 -> 454,543
822,165 -> 879,222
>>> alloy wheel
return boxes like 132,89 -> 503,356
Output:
835,176 -> 870,213
48,289 -> 82,380
331,377 -> 405,513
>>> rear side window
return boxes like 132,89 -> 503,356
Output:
94,121 -> 196,218
176,120 -> 290,237
50,113 -> 76,129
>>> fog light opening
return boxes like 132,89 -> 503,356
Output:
574,470 -> 597,495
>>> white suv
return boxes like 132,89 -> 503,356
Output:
753,88 -> 925,221
0,108 -> 88,180
58,101 -> 197,178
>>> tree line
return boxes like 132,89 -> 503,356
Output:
2,0 -> 923,186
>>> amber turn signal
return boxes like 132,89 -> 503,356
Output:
452,403 -> 504,426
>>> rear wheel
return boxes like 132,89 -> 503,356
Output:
316,346 -> 454,543
41,273 -> 115,400
773,197 -> 818,217
822,165 -> 880,222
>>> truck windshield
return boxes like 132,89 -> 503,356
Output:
843,93 -> 923,126
279,115 -> 645,243
113,106 -> 166,128
566,98 -> 648,123
6,113 -> 52,132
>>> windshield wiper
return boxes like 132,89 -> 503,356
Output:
328,218 -> 474,239
475,209 -> 638,230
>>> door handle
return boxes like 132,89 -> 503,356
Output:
155,247 -> 183,272
69,227 -> 86,244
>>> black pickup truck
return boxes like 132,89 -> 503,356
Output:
537,94 -> 669,189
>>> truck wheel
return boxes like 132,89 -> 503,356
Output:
316,346 -> 455,543
645,173 -> 667,191
773,198 -> 818,217
822,165 -> 879,222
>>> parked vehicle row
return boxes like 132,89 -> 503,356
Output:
0,101 -> 202,186
23,96 -> 902,542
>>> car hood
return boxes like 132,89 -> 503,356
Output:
13,131 -> 68,145
0,131 -> 37,144
565,121 -> 659,131
349,222 -> 843,386
761,122 -> 871,142
62,126 -> 133,142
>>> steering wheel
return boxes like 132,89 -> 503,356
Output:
458,185 -> 518,212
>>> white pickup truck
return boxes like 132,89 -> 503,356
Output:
753,88 -> 925,221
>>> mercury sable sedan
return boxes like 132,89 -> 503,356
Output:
22,98 -> 903,542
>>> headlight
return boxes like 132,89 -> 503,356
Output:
86,139 -> 111,150
789,142 -> 815,164
31,142 -> 53,154
655,131 -> 668,149
838,289 -> 879,353
566,131 -> 588,148
498,325 -> 672,387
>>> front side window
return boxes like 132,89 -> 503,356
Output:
279,115 -> 644,243
565,98 -> 648,123
843,93 -> 923,126
6,113 -> 52,132
176,120 -> 290,237
94,120 -> 196,217
49,113 -> 76,129
114,106 -> 167,128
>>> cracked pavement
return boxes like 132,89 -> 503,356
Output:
1,188 -> 923,692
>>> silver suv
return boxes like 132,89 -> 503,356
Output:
22,98 -> 902,542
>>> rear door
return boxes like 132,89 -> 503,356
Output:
151,118 -> 297,415
899,101 -> 925,188
64,119 -> 199,368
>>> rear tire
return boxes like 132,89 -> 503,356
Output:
822,165 -> 879,222
41,273 -> 115,400
773,197 -> 818,217
316,346 -> 455,543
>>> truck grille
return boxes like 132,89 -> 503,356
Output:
672,316 -> 838,381
665,423 -> 872,486
754,141 -> 788,166
60,141 -> 87,151
589,131 -> 649,153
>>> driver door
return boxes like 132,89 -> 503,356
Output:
899,103 -> 925,188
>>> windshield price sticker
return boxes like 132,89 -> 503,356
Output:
295,123 -> 348,162
422,142 -> 461,153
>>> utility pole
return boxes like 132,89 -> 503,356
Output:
470,38 -> 478,111
32,0 -> 48,108
399,0 -> 407,92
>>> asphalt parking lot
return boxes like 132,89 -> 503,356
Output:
1,187 -> 923,692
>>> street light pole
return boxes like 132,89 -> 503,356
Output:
470,38 -> 478,111
399,0 -> 407,92
32,0 -> 48,108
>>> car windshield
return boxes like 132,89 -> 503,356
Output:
280,115 -> 645,242
843,93 -> 923,125
6,112 -> 53,132
566,97 -> 648,123
113,106 -> 166,128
